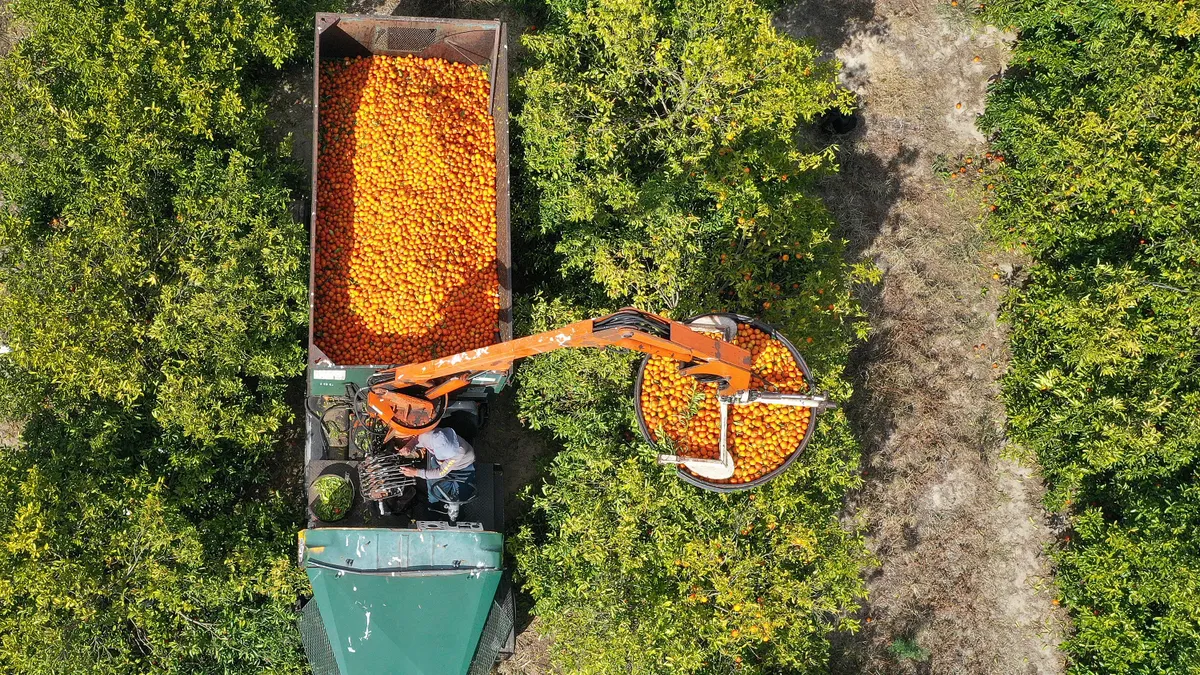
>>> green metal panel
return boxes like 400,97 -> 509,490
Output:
308,367 -> 510,397
302,527 -> 502,569
308,366 -> 381,396
301,528 -> 503,675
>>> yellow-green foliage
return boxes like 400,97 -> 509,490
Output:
516,0 -> 871,339
0,0 -> 324,671
981,0 -> 1200,669
0,0 -> 310,446
513,300 -> 868,674
509,0 -> 872,670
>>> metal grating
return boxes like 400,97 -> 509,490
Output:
299,599 -> 341,675
467,575 -> 515,675
373,26 -> 438,53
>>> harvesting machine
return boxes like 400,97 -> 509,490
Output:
298,13 -> 832,675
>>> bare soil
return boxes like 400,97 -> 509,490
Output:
777,0 -> 1068,672
496,616 -> 553,675
0,420 -> 17,448
0,1 -> 21,58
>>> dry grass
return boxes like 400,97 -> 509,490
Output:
779,0 -> 1068,672
496,618 -> 555,675
0,420 -> 19,448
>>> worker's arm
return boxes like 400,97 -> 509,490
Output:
400,429 -> 474,479
415,449 -> 475,480
399,436 -> 420,455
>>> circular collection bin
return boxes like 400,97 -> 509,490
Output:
309,463 -> 358,523
633,313 -> 820,492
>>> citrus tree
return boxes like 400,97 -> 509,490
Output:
0,0 -> 324,670
981,0 -> 1200,668
0,409 -> 308,674
513,301 -> 867,674
510,0 -> 873,669
517,0 -> 868,335
0,0 -> 310,449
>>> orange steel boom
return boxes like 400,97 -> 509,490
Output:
365,309 -> 752,437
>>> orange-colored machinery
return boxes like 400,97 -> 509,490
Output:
354,308 -> 831,483
363,308 -> 751,436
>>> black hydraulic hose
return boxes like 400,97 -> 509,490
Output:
306,395 -> 351,447
365,370 -> 392,387
594,310 -> 670,338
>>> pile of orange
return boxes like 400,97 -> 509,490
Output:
314,55 -> 499,365
638,324 -> 812,485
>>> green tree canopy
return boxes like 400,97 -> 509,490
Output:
0,0 -> 310,449
510,0 -> 872,670
0,0 -> 320,671
518,0 -> 861,321
982,0 -> 1200,668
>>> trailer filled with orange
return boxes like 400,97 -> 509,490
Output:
312,51 -> 507,367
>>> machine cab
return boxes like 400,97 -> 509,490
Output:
300,379 -> 513,675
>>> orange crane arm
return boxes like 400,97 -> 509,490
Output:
370,308 -> 752,401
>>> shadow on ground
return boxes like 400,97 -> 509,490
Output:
775,0 -> 881,56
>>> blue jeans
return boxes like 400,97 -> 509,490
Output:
427,464 -> 477,505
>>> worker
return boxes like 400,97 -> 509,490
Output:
399,427 -> 477,505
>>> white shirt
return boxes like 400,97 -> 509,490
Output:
415,428 -> 475,480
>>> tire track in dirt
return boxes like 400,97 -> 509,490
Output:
777,1 -> 1068,673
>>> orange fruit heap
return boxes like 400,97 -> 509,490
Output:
314,55 -> 499,366
638,325 -> 812,484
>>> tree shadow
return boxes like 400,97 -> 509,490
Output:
779,0 -> 929,670
827,140 -> 920,448
801,129 -> 919,489
774,0 -> 883,57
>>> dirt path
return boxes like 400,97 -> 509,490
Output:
0,422 -> 17,448
778,2 -> 1067,673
